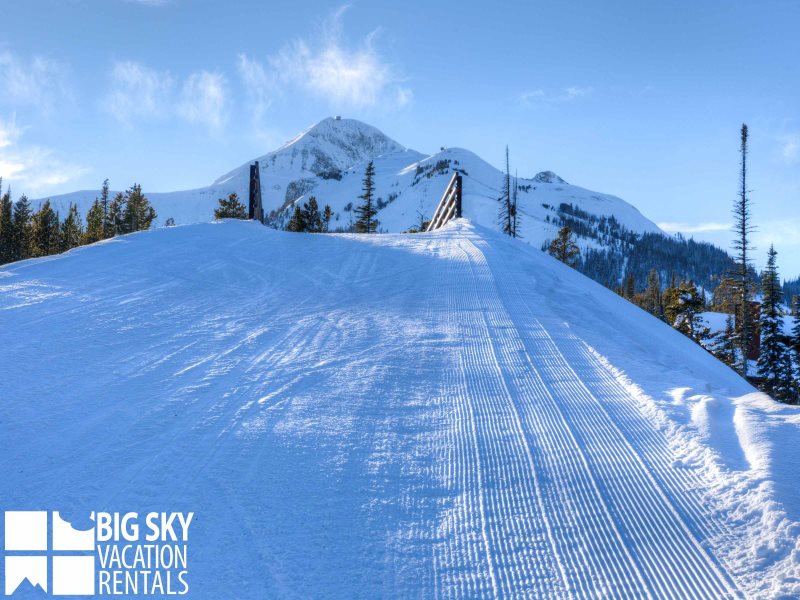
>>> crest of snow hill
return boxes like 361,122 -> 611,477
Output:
39,117 -> 735,291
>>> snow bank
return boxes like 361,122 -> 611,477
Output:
1,219 -> 798,597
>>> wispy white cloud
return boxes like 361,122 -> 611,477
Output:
658,221 -> 731,234
105,61 -> 228,132
779,133 -> 799,163
0,52 -> 72,116
0,114 -> 88,193
519,86 -> 593,108
754,219 -> 800,248
237,54 -> 272,123
239,6 -> 411,114
106,61 -> 174,125
177,71 -> 229,130
0,115 -> 23,149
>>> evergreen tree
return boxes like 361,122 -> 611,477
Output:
100,179 -> 112,239
286,205 -> 306,232
302,197 -> 323,233
322,204 -> 333,233
84,199 -> 104,244
641,269 -> 663,318
548,226 -> 580,267
121,184 -> 156,234
59,203 -> 83,252
214,193 -> 247,220
108,192 -> 125,235
0,184 -> 13,264
732,123 -> 756,377
791,297 -> 800,394
498,146 -> 513,236
711,314 -> 738,367
757,245 -> 794,401
354,161 -> 378,233
31,200 -> 60,257
711,277 -> 738,313
510,172 -> 520,238
624,272 -> 636,299
10,195 -> 32,261
663,280 -> 709,343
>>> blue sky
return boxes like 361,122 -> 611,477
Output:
1,0 -> 799,275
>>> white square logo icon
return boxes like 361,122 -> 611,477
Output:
4,556 -> 47,594
52,556 -> 95,596
4,512 -> 47,552
4,511 -> 96,596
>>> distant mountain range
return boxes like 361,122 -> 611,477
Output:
37,116 -> 734,290
38,117 -> 660,240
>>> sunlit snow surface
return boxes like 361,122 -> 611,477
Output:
2,220 -> 799,598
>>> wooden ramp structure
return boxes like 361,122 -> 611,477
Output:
426,173 -> 462,232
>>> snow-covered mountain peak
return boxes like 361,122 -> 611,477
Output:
533,171 -> 567,184
279,116 -> 405,156
213,117 -> 407,187
41,117 -> 664,249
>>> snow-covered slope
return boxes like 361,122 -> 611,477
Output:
38,117 -> 662,249
2,220 -> 798,598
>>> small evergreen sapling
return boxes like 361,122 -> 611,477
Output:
757,245 -> 794,402
286,205 -> 306,232
303,197 -> 323,233
108,192 -> 125,235
121,184 -> 157,233
100,178 -> 112,239
11,195 -> 32,261
84,199 -> 104,244
548,226 -> 580,267
641,269 -> 663,319
498,146 -> 513,236
0,184 -> 13,264
710,314 -> 738,367
355,161 -> 378,234
214,193 -> 247,220
663,280 -> 709,343
59,204 -> 83,252
322,204 -> 333,233
31,200 -> 60,257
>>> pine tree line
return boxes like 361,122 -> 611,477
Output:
545,207 -> 738,293
540,124 -> 800,404
286,197 -> 333,233
782,276 -> 800,309
0,179 -> 157,266
281,160 -> 372,234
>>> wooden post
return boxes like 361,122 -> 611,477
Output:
249,161 -> 264,223
455,174 -> 462,218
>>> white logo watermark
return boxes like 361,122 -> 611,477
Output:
4,510 -> 193,596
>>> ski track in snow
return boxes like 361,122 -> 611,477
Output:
1,220 -> 796,598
